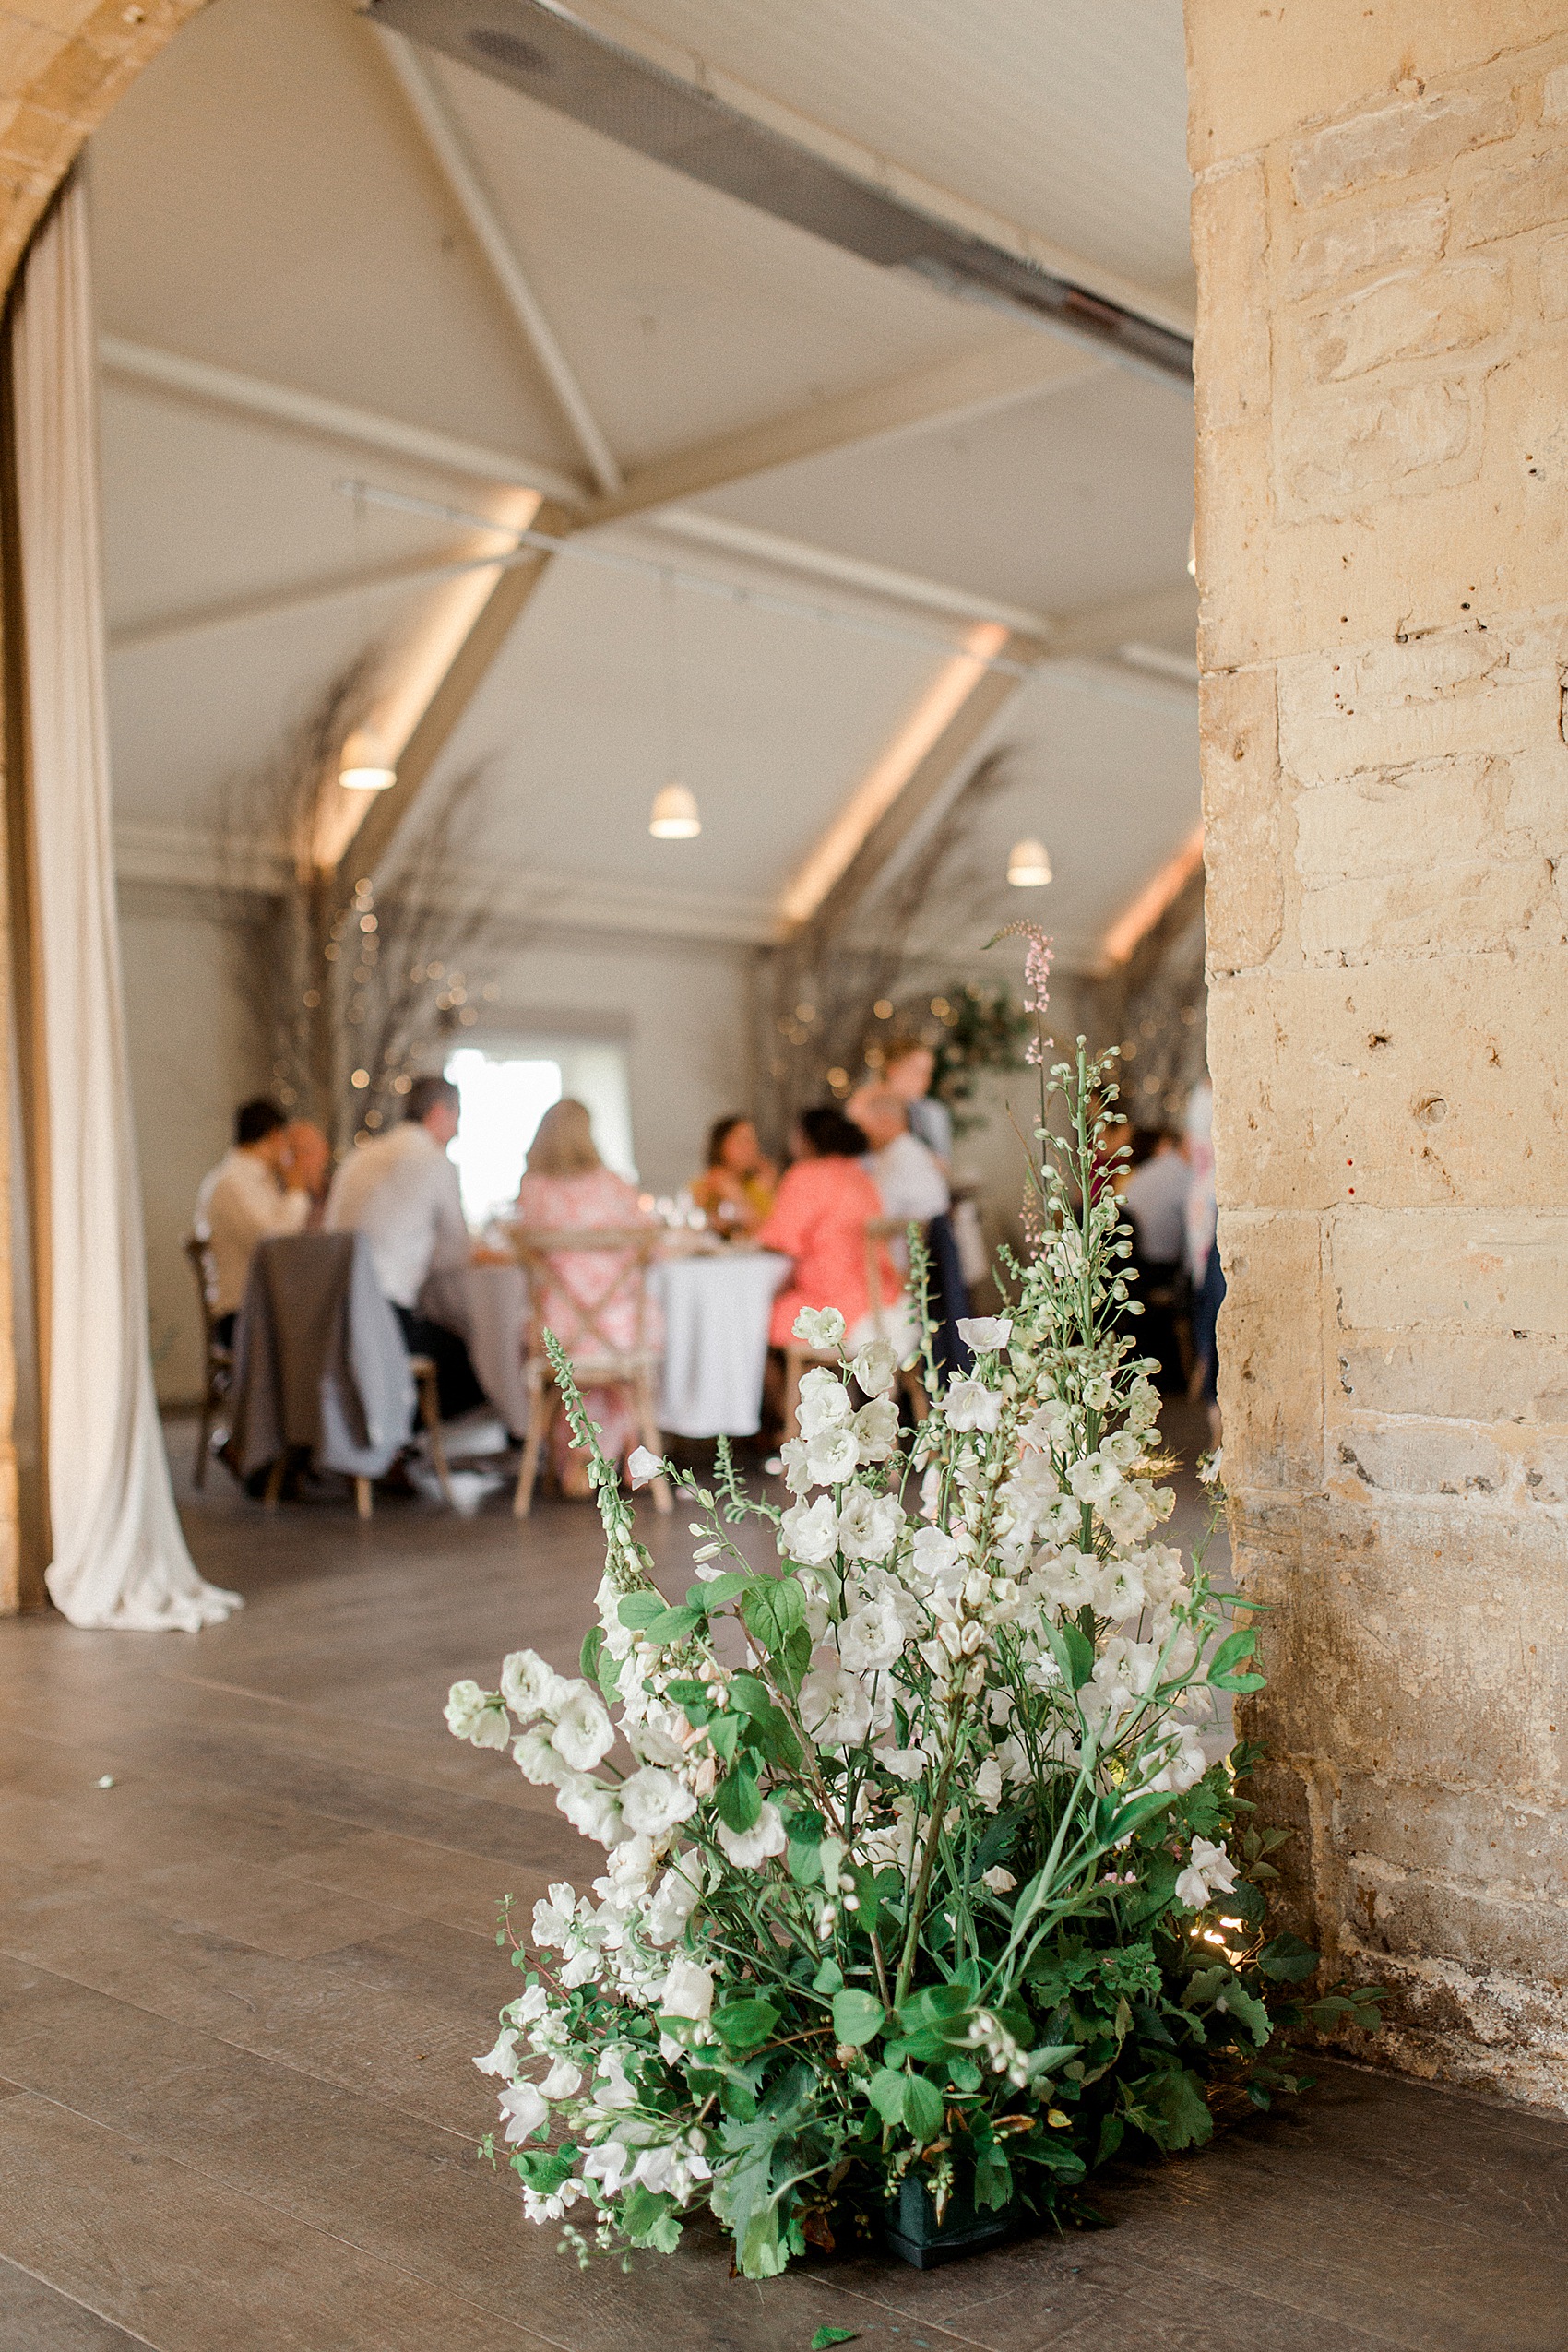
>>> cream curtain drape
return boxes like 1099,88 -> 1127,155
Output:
10,176 -> 239,1630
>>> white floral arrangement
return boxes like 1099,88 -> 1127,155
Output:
446,942 -> 1379,2276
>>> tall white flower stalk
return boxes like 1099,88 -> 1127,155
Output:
448,932 -> 1379,2277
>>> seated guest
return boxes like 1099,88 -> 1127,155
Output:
755,1106 -> 905,1351
512,1099 -> 658,1498
882,1035 -> 952,1172
326,1074 -> 486,1421
848,1087 -> 949,1261
195,1099 -> 328,1347
1123,1126 -> 1193,1394
690,1114 -> 778,1233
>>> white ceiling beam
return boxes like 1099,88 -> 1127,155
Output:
99,335 -> 587,504
107,549 -> 479,656
582,331 -> 1105,528
1049,580 -> 1198,662
372,27 -> 624,496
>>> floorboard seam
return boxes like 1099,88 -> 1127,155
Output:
0,2251 -> 163,2349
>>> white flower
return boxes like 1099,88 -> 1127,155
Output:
620,1764 -> 698,1839
445,1681 -> 510,1748
716,1799 -> 789,1869
499,2081 -> 550,2142
797,1367 -> 853,1436
583,2139 -> 632,2194
957,1316 -> 1012,1351
627,1446 -> 664,1488
837,1487 -> 902,1562
474,2027 -> 519,2079
1069,1451 -> 1123,1505
555,1772 -> 627,1847
551,1682 -> 615,1773
778,1438 -> 814,1494
1101,1482 -> 1157,1545
778,1494 -> 839,1566
1104,1429 -> 1144,1467
659,1955 -> 715,2020
793,1305 -> 846,1349
879,1744 -> 926,1781
805,1426 -> 859,1486
850,1337 -> 899,1396
1039,1496 -> 1083,1544
852,1395 -> 900,1462
837,1593 -> 906,1673
1022,1399 -> 1073,1450
1175,1835 -> 1240,1910
944,1375 -> 1003,1433
540,2057 -> 583,2100
1126,1377 -> 1160,1430
980,1865 -> 1017,1895
974,1756 -> 1004,1812
800,1665 -> 873,1750
1083,1373 -> 1114,1409
1039,1549 -> 1099,1612
908,1524 -> 963,1592
500,1650 -> 571,1723
513,1726 -> 567,1786
647,1860 -> 703,1944
531,1882 -> 578,1947
1198,1448 -> 1225,1488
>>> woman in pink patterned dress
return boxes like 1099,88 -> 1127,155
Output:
511,1099 -> 659,1496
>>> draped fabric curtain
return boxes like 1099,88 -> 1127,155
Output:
9,174 -> 239,1630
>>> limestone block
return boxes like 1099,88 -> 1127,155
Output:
1199,661 -> 1287,972
1331,1419 -> 1512,1501
1288,258 -> 1510,383
1333,1208 -> 1568,1333
1348,1859 -> 1568,1984
1277,622 -> 1564,787
0,18 -> 65,101
1456,147 -> 1568,249
1287,196 -> 1449,303
1300,854 -> 1559,965
1337,1334 -> 1568,1424
1191,160 -> 1271,434
1290,93 -> 1515,208
1277,376 -> 1477,516
1292,755 -> 1504,875
1546,65 -> 1568,124
1210,956 -> 1568,1211
1193,414 -> 1274,673
1540,234 -> 1568,316
1334,1773 -> 1568,1897
1213,1208 -> 1325,1490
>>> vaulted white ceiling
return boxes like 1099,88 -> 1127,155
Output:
93,0 -> 1197,975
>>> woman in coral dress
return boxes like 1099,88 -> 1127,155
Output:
511,1099 -> 659,1495
755,1106 -> 904,1350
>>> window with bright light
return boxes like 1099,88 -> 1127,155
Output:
445,1039 -> 636,1228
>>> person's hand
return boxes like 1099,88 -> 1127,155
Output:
280,1120 -> 330,1194
469,1243 -> 513,1266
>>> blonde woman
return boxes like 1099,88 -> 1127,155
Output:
512,1100 -> 658,1495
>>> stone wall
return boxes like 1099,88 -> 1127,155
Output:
1187,0 -> 1568,2104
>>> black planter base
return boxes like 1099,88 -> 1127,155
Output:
884,2176 -> 1019,2269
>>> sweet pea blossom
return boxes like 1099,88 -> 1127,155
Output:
800,1665 -> 873,1749
445,1680 -> 510,1749
716,1800 -> 788,1869
837,1487 -> 902,1562
944,1376 -> 1004,1433
659,1955 -> 715,2020
1176,1835 -> 1241,1910
647,1861 -> 703,1944
474,2027 -> 519,2078
981,1865 -> 1017,1895
792,1306 -> 846,1349
805,1427 -> 859,1486
540,2058 -> 584,2100
499,2081 -> 550,2142
552,1682 -> 616,1772
500,1649 -> 570,1723
957,1316 -> 1012,1351
555,1771 -> 627,1847
627,1446 -> 663,1488
850,1337 -> 899,1396
621,1765 -> 698,1839
778,1494 -> 838,1566
513,1725 -> 568,1786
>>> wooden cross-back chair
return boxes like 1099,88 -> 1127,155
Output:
184,1232 -> 232,1488
780,1216 -> 929,1441
508,1225 -> 671,1517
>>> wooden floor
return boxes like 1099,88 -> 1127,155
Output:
0,1427 -> 1562,2351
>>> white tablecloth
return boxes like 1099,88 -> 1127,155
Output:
654,1251 -> 790,1439
420,1263 -> 531,1436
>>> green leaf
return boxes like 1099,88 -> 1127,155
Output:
811,1957 -> 843,1995
1138,2064 -> 1213,2152
715,1765 -> 762,1834
900,2072 -> 944,2143
1108,1788 -> 1176,1845
1210,1669 -> 1267,1694
1215,1975 -> 1272,2048
973,2137 -> 1013,2213
712,1997 -> 781,2053
689,1571 -> 753,1608
617,1593 -> 666,1630
579,1625 -> 605,1683
811,2331 -> 860,2350
740,1574 -> 806,1656
618,2183 -> 683,2252
707,1712 -> 742,1763
831,1990 -> 885,2048
726,1671 -> 775,1716
1207,1627 -> 1257,1680
1062,1619 -> 1096,1689
867,2067 -> 907,2127
642,1602 -> 704,1646
1257,1932 -> 1319,1984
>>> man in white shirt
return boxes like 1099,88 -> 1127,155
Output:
850,1087 -> 950,1263
195,1100 -> 327,1345
325,1074 -> 485,1420
1123,1128 -> 1192,1270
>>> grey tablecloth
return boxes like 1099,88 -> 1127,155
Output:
420,1263 -> 532,1436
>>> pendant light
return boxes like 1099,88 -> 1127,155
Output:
1007,837 -> 1052,886
339,728 -> 396,792
649,782 -> 701,837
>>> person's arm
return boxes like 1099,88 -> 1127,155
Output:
430,1157 -> 474,1274
754,1170 -> 811,1262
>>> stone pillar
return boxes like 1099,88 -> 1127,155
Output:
1188,1 -> 1568,2104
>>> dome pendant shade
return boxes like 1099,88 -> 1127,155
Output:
649,781 -> 701,838
339,729 -> 397,792
1007,837 -> 1052,886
